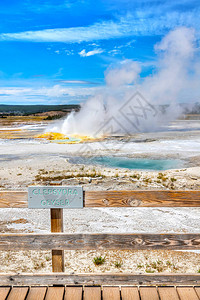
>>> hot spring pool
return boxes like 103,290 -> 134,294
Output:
70,156 -> 184,170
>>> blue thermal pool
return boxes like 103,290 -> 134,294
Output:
70,156 -> 184,170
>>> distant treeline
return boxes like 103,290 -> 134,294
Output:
181,102 -> 200,114
158,102 -> 200,114
0,104 -> 80,116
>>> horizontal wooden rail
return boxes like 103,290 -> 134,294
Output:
0,190 -> 199,279
0,273 -> 200,286
0,233 -> 200,250
0,190 -> 200,208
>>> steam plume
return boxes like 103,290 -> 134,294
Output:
48,27 -> 199,137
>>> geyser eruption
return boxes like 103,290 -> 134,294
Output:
48,27 -> 198,138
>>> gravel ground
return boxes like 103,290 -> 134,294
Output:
0,118 -> 200,274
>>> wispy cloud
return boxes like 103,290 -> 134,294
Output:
0,10 -> 199,43
0,20 -> 127,42
0,84 -> 100,104
56,80 -> 98,84
50,48 -> 74,55
0,87 -> 32,95
0,85 -> 98,97
79,48 -> 104,57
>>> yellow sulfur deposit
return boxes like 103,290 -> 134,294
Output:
37,132 -> 68,140
36,132 -> 101,143
0,129 -> 24,139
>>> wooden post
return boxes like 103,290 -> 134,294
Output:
50,208 -> 64,272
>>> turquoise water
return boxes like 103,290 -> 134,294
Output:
72,156 -> 183,170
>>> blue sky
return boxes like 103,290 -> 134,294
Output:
0,0 -> 199,104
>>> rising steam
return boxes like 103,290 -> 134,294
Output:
47,27 -> 199,137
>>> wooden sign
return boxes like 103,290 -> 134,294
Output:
28,186 -> 83,209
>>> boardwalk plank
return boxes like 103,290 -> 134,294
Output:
195,287 -> 200,298
158,287 -> 179,300
140,287 -> 159,300
121,287 -> 140,300
45,287 -> 64,300
7,287 -> 28,300
65,287 -> 82,300
2,285 -> 200,300
177,287 -> 199,300
0,287 -> 10,300
102,287 -> 120,300
26,287 -> 47,300
84,287 -> 101,300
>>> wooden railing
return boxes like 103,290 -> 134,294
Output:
1,190 -> 200,207
0,190 -> 200,286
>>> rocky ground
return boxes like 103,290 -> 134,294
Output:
1,249 -> 200,274
0,156 -> 200,274
0,118 -> 200,274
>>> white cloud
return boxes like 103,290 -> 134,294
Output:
41,85 -> 99,97
65,49 -> 74,55
79,48 -> 104,57
0,88 -> 32,95
0,11 -> 199,43
0,20 -> 127,42
0,85 -> 100,104
108,49 -> 121,55
57,80 -> 96,84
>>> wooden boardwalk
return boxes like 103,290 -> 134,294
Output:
1,285 -> 200,299
0,190 -> 200,296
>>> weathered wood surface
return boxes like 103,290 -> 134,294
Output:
65,287 -> 82,300
0,287 -> 10,300
50,208 -> 64,273
177,287 -> 199,300
0,191 -> 27,208
121,287 -> 140,300
0,233 -> 199,250
0,190 -> 200,208
102,287 -> 120,300
26,287 -> 47,300
2,285 -> 200,299
84,287 -> 101,300
196,287 -> 200,298
1,273 -> 200,286
140,287 -> 159,300
45,287 -> 64,300
6,287 -> 29,300
158,287 -> 180,300
85,190 -> 200,207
